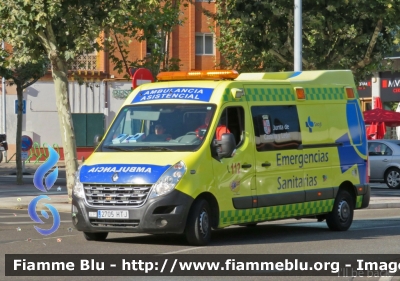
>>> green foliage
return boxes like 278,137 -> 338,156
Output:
0,0 -> 157,193
206,0 -> 400,80
106,0 -> 188,79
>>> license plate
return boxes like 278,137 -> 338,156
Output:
97,210 -> 129,219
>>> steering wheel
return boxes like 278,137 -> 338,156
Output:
186,132 -> 197,135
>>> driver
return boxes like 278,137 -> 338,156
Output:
195,111 -> 230,140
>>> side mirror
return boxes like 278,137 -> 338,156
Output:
93,134 -> 103,148
214,133 -> 236,159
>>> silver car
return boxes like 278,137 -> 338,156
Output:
368,139 -> 400,189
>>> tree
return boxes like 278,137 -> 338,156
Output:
0,51 -> 47,185
0,0 -> 156,200
206,0 -> 400,80
107,0 -> 187,79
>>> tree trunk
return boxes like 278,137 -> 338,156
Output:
52,62 -> 77,202
16,81 -> 23,185
38,23 -> 78,202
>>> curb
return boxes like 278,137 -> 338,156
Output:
367,202 -> 400,209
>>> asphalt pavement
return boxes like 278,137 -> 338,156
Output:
1,161 -> 400,214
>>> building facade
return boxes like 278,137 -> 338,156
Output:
0,1 -> 220,161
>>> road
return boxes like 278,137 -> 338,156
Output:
0,207 -> 399,281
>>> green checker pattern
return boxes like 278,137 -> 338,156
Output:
305,88 -> 344,100
222,88 -> 295,102
356,195 -> 363,208
245,88 -> 295,102
219,199 -> 334,226
222,87 -> 345,102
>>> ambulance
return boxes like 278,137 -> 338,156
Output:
71,70 -> 370,246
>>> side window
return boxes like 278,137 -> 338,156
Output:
251,105 -> 302,151
216,107 -> 245,147
368,142 -> 392,156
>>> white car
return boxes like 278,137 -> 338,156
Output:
368,139 -> 400,189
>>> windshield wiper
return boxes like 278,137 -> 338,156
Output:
103,145 -> 134,152
131,147 -> 176,152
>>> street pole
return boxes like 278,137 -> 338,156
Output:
1,40 -> 5,162
294,0 -> 302,71
1,40 -> 5,134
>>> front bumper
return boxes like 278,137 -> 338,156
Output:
356,183 -> 370,209
72,189 -> 193,234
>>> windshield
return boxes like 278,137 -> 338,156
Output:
98,104 -> 216,152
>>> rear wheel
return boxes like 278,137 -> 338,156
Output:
326,190 -> 354,231
185,199 -> 211,246
83,232 -> 108,241
385,168 -> 400,189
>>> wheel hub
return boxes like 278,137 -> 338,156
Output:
387,171 -> 400,188
199,209 -> 209,237
337,200 -> 350,222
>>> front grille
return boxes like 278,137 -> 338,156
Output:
90,219 -> 140,228
84,184 -> 152,207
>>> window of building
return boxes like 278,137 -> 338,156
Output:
195,33 -> 214,55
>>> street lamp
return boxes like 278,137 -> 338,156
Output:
294,0 -> 302,71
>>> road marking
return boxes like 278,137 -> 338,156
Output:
0,220 -> 71,225
379,277 -> 393,281
352,225 -> 400,231
4,234 -> 77,244
162,247 -> 205,255
0,214 -> 31,218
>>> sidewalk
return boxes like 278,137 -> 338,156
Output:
1,161 -> 400,213
0,161 -> 70,212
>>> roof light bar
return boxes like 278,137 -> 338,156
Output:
157,70 -> 239,81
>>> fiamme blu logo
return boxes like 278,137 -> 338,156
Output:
28,145 -> 60,235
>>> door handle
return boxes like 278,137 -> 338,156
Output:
242,164 -> 252,168
261,162 -> 271,167
383,159 -> 388,162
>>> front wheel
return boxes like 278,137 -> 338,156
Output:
326,190 -> 354,231
185,199 -> 211,246
385,168 -> 400,189
83,232 -> 108,241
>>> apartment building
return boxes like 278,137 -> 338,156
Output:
0,1 -> 220,162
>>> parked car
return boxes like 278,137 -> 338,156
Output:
368,139 -> 400,189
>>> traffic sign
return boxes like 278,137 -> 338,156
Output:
131,68 -> 154,89
21,135 -> 33,152
21,151 -> 29,160
14,100 -> 26,114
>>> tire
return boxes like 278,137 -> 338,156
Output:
326,190 -> 354,231
185,199 -> 211,246
83,232 -> 108,241
0,151 -> 3,163
385,168 -> 400,189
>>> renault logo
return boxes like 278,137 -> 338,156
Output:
112,173 -> 119,182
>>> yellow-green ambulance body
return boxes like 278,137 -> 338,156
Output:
72,70 -> 370,246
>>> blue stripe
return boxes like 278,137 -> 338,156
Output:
80,164 -> 170,184
133,87 -> 214,103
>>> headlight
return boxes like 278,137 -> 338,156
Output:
149,161 -> 186,199
73,165 -> 85,199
